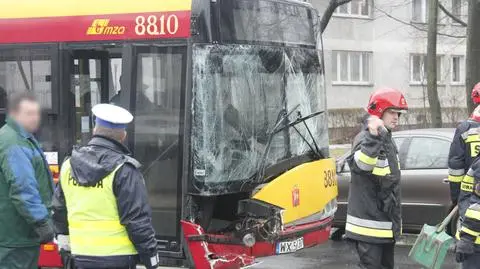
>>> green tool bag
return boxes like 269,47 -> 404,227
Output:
408,205 -> 458,269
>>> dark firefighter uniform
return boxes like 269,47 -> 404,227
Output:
448,119 -> 480,206
346,88 -> 408,269
52,104 -> 159,269
448,83 -> 480,206
456,159 -> 480,268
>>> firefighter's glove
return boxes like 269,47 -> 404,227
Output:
455,239 -> 474,263
56,234 -> 70,251
141,252 -> 160,269
34,220 -> 55,244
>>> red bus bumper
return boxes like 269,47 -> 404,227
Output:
181,217 -> 333,268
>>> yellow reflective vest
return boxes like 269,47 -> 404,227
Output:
60,159 -> 137,256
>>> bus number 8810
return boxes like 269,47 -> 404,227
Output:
135,15 -> 179,36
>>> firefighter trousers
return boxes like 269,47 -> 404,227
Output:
0,246 -> 39,269
462,252 -> 480,269
350,240 -> 394,269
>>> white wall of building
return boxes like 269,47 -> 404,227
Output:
311,0 -> 468,110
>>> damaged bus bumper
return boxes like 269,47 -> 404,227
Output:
181,216 -> 333,269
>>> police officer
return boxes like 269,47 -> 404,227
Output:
448,83 -> 480,207
346,88 -> 408,269
455,159 -> 480,268
52,104 -> 159,269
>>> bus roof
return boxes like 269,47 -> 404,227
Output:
0,0 -> 192,44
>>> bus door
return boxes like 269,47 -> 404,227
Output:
124,45 -> 187,255
66,49 -> 121,145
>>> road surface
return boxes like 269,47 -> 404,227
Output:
256,239 -> 458,269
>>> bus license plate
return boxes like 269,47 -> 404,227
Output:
275,237 -> 304,254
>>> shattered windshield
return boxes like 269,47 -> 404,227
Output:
191,44 -> 328,189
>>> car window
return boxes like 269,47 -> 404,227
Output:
404,137 -> 450,169
393,137 -> 407,151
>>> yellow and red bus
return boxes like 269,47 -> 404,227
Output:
0,0 -> 337,268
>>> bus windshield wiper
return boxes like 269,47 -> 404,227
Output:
276,110 -> 325,159
242,104 -> 299,188
245,109 -> 325,187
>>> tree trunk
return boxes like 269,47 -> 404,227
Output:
320,0 -> 352,33
427,0 -> 442,127
466,0 -> 480,112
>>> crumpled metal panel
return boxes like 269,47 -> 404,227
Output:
181,220 -> 256,269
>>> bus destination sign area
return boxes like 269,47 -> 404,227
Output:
0,11 -> 191,43
0,0 -> 192,43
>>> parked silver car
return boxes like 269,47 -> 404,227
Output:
334,128 -> 455,237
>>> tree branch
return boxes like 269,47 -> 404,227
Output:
438,2 -> 467,27
375,7 -> 466,38
320,0 -> 352,33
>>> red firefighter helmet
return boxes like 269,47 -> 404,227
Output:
367,88 -> 408,118
472,83 -> 480,105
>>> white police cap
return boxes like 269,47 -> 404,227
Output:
92,103 -> 133,129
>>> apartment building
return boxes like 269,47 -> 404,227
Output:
311,0 -> 468,140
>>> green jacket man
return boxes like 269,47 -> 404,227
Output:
0,92 -> 54,269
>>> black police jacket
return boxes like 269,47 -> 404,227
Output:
52,136 -> 158,268
346,128 -> 402,244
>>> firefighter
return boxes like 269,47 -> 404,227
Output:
346,88 -> 408,269
448,83 -> 480,208
455,159 -> 480,267
52,104 -> 159,269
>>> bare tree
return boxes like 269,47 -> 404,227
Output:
427,0 -> 442,127
466,0 -> 480,112
320,0 -> 352,33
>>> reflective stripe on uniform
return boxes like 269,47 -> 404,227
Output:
70,235 -> 135,247
465,134 -> 480,143
448,168 -> 465,183
346,215 -> 393,238
457,229 -> 480,244
371,158 -> 391,176
345,223 -> 393,238
69,220 -> 125,231
466,208 -> 480,221
463,175 -> 475,184
354,150 -> 377,171
450,168 -> 466,176
372,166 -> 391,176
347,215 -> 393,229
461,226 -> 480,237
449,175 -> 464,183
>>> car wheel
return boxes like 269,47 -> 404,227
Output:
330,228 -> 345,241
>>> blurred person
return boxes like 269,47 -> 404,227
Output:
346,88 -> 408,269
0,91 -> 54,269
52,104 -> 159,269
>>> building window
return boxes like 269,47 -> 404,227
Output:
451,56 -> 463,83
412,0 -> 427,23
334,0 -> 370,17
410,54 -> 443,84
332,51 -> 372,84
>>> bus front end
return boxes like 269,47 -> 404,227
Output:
183,0 -> 338,262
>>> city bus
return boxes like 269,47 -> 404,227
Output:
0,0 -> 338,268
